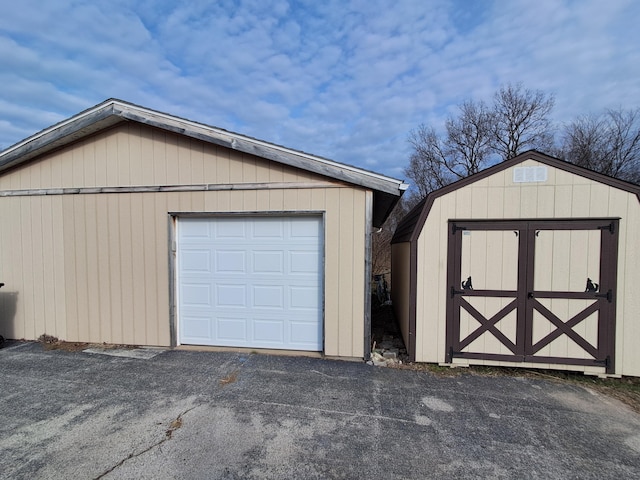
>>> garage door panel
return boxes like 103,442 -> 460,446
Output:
253,285 -> 284,308
181,283 -> 211,306
178,216 -> 323,351
290,286 -> 320,309
181,250 -> 211,273
215,250 -> 246,273
181,315 -> 212,340
253,319 -> 285,343
214,219 -> 246,238
291,218 -> 321,238
290,251 -> 320,274
252,250 -> 284,273
181,219 -> 211,239
215,284 -> 247,307
252,219 -> 284,238
216,317 -> 248,342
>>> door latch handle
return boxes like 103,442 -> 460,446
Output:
595,289 -> 612,303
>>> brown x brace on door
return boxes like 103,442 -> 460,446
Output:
445,219 -> 619,373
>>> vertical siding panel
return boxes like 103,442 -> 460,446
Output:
117,129 -> 131,186
128,124 -> 143,186
256,190 -> 270,210
283,190 -> 297,210
156,193 -> 171,346
351,191 -> 366,356
536,185 -> 555,217
20,198 -> 35,339
338,189 -> 355,355
143,193 -> 159,345
455,188 -> 472,217
177,136 -> 191,185
216,146 -> 230,184
297,189 -> 311,210
59,149 -> 75,188
84,139 -> 97,187
165,134 -> 179,185
503,187 -> 521,218
229,151 -> 244,183
269,162 -> 284,182
62,196 -> 78,340
323,188 -> 340,356
255,158 -> 270,183
119,194 -> 135,343
230,191 -> 243,211
311,188 -> 326,210
51,196 -> 67,339
30,159 -> 42,189
105,130 -> 119,186
19,163 -> 31,190
95,134 -> 108,186
74,196 -> 90,342
520,186 -> 538,217
203,144 -> 217,184
153,129 -> 168,185
471,186 -> 488,217
554,185 -> 573,217
31,197 -> 46,338
204,191 -> 218,211
190,140 -> 205,183
7,198 -> 26,338
241,155 -> 257,183
243,190 -> 257,211
131,194 -> 147,344
487,187 -> 504,218
41,197 -> 56,336
571,185 -> 591,216
95,195 -> 112,343
72,145 -> 85,187
84,195 -> 101,342
39,157 -> 52,188
589,184 -> 610,216
268,190 -> 284,211
108,194 -> 123,342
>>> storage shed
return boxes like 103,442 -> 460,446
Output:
0,99 -> 407,359
392,151 -> 640,377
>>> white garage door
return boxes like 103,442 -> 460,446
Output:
177,215 -> 323,351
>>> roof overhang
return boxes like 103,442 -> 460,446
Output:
0,99 -> 408,227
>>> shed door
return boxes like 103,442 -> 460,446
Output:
446,219 -> 618,373
177,216 -> 323,351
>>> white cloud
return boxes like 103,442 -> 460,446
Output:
0,0 -> 639,179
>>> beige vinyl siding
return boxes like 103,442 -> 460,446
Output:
0,125 -> 368,358
390,242 -> 411,344
415,158 -> 640,376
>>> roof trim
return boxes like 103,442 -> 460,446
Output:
0,99 -> 409,199
391,150 -> 640,244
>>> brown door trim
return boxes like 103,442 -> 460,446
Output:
446,218 -> 619,373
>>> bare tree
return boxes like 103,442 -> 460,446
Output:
405,84 -> 556,199
405,100 -> 494,197
560,108 -> 640,183
491,83 -> 555,160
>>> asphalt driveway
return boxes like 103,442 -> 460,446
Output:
1,341 -> 639,480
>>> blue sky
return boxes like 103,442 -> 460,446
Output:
1,0 -> 639,179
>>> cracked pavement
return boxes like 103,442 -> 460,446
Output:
1,341 -> 640,479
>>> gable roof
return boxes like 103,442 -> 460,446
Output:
0,99 -> 408,226
392,150 -> 640,244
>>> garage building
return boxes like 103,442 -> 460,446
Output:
0,99 -> 407,359
392,151 -> 640,377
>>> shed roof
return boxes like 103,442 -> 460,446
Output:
0,99 -> 408,226
392,150 -> 640,244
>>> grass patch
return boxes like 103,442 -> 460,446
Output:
400,361 -> 640,413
